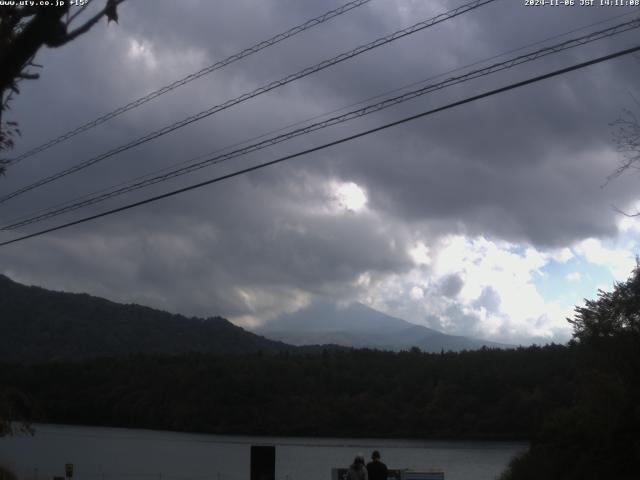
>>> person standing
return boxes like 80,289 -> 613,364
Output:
347,454 -> 368,480
366,451 -> 388,480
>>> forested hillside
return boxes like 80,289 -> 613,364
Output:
0,345 -> 573,439
0,274 -> 291,361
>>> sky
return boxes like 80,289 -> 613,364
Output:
2,0 -> 640,345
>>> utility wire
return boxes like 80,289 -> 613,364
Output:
4,5 -> 635,233
0,0 -> 497,205
6,8 -> 633,229
1,43 -> 638,248
3,0 -> 372,166
6,10 -> 628,231
4,17 -> 639,230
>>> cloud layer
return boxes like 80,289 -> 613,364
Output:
2,0 -> 640,343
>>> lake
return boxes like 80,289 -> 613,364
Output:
0,424 -> 527,480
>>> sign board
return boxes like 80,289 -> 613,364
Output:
250,445 -> 275,480
65,464 -> 73,478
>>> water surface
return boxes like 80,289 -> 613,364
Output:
0,424 -> 526,480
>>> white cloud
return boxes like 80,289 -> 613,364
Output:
357,234 -> 574,344
127,38 -> 158,70
330,181 -> 368,212
231,287 -> 312,328
566,272 -> 581,282
574,238 -> 636,281
409,286 -> 424,300
551,247 -> 574,263
408,242 -> 431,266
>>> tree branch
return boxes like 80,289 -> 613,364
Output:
613,204 -> 640,218
61,0 -> 124,44
67,0 -> 93,26
17,73 -> 39,80
0,1 -> 125,93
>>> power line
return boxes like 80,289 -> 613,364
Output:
7,10 -> 630,231
4,16 -> 639,230
6,8 -> 633,230
0,0 -> 497,205
1,43 -> 638,248
3,0 -> 372,166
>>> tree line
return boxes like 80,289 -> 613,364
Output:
500,264 -> 640,480
0,344 -> 574,440
2,265 -> 640,478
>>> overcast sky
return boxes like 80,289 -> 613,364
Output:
2,0 -> 640,344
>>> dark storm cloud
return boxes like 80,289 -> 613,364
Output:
472,286 -> 501,313
2,169 -> 414,319
439,274 -> 464,298
1,0 -> 639,331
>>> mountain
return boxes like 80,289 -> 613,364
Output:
253,300 -> 511,352
0,274 -> 293,363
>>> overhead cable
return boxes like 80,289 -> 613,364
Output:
4,16 -> 639,230
3,0 -> 372,166
0,0 -> 497,205
1,43 -> 638,247
8,9 -> 634,230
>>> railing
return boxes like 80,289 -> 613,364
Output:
14,470 -> 250,480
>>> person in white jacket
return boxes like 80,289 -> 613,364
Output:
347,454 -> 368,480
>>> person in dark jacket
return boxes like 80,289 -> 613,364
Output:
366,450 -> 388,480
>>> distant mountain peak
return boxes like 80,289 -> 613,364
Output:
254,299 -> 511,352
261,299 -> 419,333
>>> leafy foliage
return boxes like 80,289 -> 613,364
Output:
0,1 -> 123,176
569,262 -> 640,340
608,96 -> 640,187
501,265 -> 640,480
0,387 -> 33,437
0,345 -> 574,440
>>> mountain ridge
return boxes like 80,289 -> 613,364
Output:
0,274 -> 293,362
0,274 -> 509,363
255,299 -> 511,352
